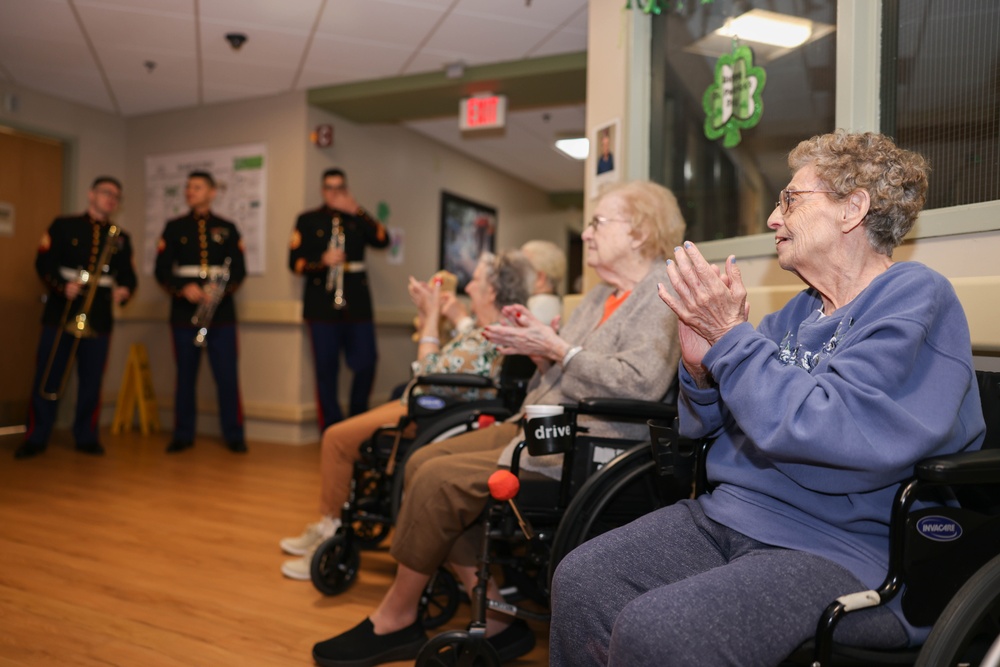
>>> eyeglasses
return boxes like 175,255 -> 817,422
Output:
776,189 -> 837,215
94,188 -> 122,201
587,215 -> 630,232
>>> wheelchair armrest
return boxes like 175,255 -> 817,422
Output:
915,449 -> 1000,484
576,397 -> 677,421
412,373 -> 497,389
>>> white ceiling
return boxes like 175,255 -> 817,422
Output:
0,0 -> 588,192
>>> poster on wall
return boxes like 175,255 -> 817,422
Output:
440,191 -> 496,291
143,143 -> 267,275
591,118 -> 621,199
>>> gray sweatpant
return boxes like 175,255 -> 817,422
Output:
549,500 -> 908,666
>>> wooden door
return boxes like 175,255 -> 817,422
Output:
0,126 -> 64,427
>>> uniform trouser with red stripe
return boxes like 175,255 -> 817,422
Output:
26,325 -> 109,447
170,324 -> 244,444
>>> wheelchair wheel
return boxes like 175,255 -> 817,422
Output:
549,444 -> 670,583
415,630 -> 501,667
351,468 -> 392,549
915,551 -> 1000,667
310,534 -> 360,596
420,567 -> 461,629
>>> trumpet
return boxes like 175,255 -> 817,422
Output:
326,214 -> 346,310
39,225 -> 120,401
192,257 -> 232,347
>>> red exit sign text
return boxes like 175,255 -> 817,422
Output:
459,95 -> 507,131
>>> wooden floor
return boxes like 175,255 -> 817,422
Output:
0,429 -> 550,667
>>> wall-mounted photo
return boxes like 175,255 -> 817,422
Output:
440,191 -> 497,291
592,118 -> 621,199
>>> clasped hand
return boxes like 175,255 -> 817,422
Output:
657,241 -> 749,384
484,305 -> 564,362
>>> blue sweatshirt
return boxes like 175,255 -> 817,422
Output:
679,262 -> 985,644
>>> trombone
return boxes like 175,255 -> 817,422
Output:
326,214 -> 346,310
38,225 -> 120,401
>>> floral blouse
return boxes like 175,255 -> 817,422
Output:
410,325 -> 503,402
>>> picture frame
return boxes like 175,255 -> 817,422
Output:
439,191 -> 497,291
591,118 -> 622,199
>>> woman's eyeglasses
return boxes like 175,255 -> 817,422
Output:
776,189 -> 836,215
586,215 -> 630,232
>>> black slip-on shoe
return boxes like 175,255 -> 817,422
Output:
226,440 -> 248,453
312,617 -> 427,667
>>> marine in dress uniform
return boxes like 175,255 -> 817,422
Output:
154,171 -> 247,453
288,168 -> 389,429
17,177 -> 137,459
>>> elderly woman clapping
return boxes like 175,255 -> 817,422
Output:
550,131 -> 987,667
309,181 -> 685,667
278,250 -> 535,579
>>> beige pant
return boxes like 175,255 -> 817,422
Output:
390,421 -> 522,574
320,400 -> 408,517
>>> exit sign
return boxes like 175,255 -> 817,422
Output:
459,95 -> 507,131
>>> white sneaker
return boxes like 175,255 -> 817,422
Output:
279,518 -> 340,556
281,553 -> 312,580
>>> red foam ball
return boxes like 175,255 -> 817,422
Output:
488,470 -> 520,501
477,414 -> 496,429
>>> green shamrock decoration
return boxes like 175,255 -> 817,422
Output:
376,201 -> 390,222
702,44 -> 766,148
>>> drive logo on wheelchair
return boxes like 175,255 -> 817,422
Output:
916,515 -> 964,542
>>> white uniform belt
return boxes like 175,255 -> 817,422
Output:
59,266 -> 114,287
174,265 -> 227,279
344,262 -> 366,273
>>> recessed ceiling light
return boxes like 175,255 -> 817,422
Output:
686,9 -> 834,63
554,137 -> 589,160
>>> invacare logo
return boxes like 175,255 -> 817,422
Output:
916,516 -> 963,542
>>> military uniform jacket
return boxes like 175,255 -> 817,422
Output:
35,214 -> 137,335
288,205 -> 389,322
154,211 -> 246,325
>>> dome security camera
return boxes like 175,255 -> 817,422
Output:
225,33 -> 248,50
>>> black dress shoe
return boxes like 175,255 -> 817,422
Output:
14,442 -> 46,460
75,442 -> 105,456
312,617 -> 427,667
166,439 -> 193,453
226,440 -> 248,453
488,619 -> 536,663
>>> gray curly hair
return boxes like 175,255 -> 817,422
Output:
478,250 -> 534,308
788,130 -> 930,257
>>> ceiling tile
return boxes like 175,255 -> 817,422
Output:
10,63 -> 114,112
0,0 -> 87,44
526,27 -> 588,58
199,0 -> 323,33
452,0 -> 585,29
318,0 -> 444,51
301,34 -> 412,85
77,5 -> 196,56
420,12 -> 553,63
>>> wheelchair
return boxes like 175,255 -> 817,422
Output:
309,355 -> 536,612
642,369 -> 1000,667
415,390 -> 682,666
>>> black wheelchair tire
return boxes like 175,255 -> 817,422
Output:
548,443 -> 672,584
415,629 -> 501,667
420,567 -> 461,630
915,551 -> 1000,667
310,534 -> 361,596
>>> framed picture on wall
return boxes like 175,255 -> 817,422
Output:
591,118 -> 621,199
440,191 -> 497,291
